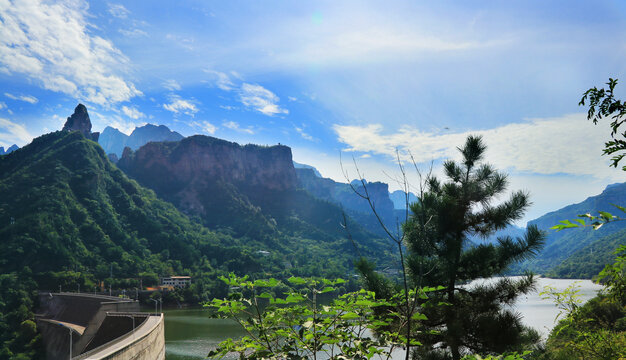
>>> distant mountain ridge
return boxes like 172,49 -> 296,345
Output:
99,124 -> 184,157
517,182 -> 626,275
0,144 -> 18,155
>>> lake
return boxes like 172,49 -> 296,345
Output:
163,277 -> 602,359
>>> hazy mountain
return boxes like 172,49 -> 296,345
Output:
99,124 -> 184,157
0,144 -> 18,155
295,168 -> 401,237
389,190 -> 418,210
293,161 -> 322,177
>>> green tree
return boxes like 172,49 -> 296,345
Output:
580,78 -> 626,170
401,135 -> 545,359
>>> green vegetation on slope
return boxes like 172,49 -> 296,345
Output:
546,228 -> 626,279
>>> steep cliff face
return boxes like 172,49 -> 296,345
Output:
117,135 -> 297,236
62,104 -> 99,141
119,135 -> 297,192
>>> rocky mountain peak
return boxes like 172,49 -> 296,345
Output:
62,103 -> 99,141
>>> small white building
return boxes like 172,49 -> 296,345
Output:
161,276 -> 191,288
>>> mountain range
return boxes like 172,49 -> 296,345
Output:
96,117 -> 625,279
0,105 -> 394,298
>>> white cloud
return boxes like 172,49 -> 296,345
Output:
4,93 -> 38,104
0,0 -> 141,106
205,71 -> 288,117
201,121 -> 216,134
0,101 -> 5,109
107,3 -> 130,19
0,117 -> 32,146
118,28 -> 148,38
288,96 -> 298,102
295,126 -> 314,141
163,79 -> 181,91
239,83 -> 288,116
223,120 -> 254,134
333,113 -> 620,180
121,105 -> 145,119
204,70 -> 235,91
163,95 -> 198,116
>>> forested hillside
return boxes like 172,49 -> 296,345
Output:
517,182 -> 626,275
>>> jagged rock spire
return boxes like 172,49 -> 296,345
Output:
62,104 -> 99,141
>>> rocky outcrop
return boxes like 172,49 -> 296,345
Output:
119,135 -> 296,192
99,124 -> 184,157
62,104 -> 99,141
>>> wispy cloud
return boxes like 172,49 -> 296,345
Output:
163,79 -> 181,91
239,83 -> 288,116
295,126 -> 314,141
205,70 -> 288,117
163,95 -> 198,116
0,117 -> 32,146
0,101 -> 6,110
4,93 -> 38,104
333,113 -> 618,179
107,3 -> 130,19
0,0 -> 141,106
223,120 -> 254,134
121,105 -> 145,119
118,28 -> 148,38
204,70 -> 235,91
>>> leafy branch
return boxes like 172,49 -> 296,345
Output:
206,274 -> 439,359
550,204 -> 626,231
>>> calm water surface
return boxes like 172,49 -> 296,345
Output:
164,277 -> 602,359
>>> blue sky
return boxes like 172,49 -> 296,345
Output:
1,0 -> 625,224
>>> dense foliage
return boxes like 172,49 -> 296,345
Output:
207,274 -> 425,359
0,272 -> 42,359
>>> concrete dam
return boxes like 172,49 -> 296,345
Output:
36,293 -> 165,360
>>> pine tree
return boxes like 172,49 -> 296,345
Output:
403,135 -> 545,359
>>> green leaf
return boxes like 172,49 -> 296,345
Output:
287,276 -> 307,285
341,312 -> 360,320
411,312 -> 428,321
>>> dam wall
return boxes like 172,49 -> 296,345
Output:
36,293 -> 163,360
74,314 -> 164,360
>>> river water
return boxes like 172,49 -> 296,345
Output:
163,277 -> 602,360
